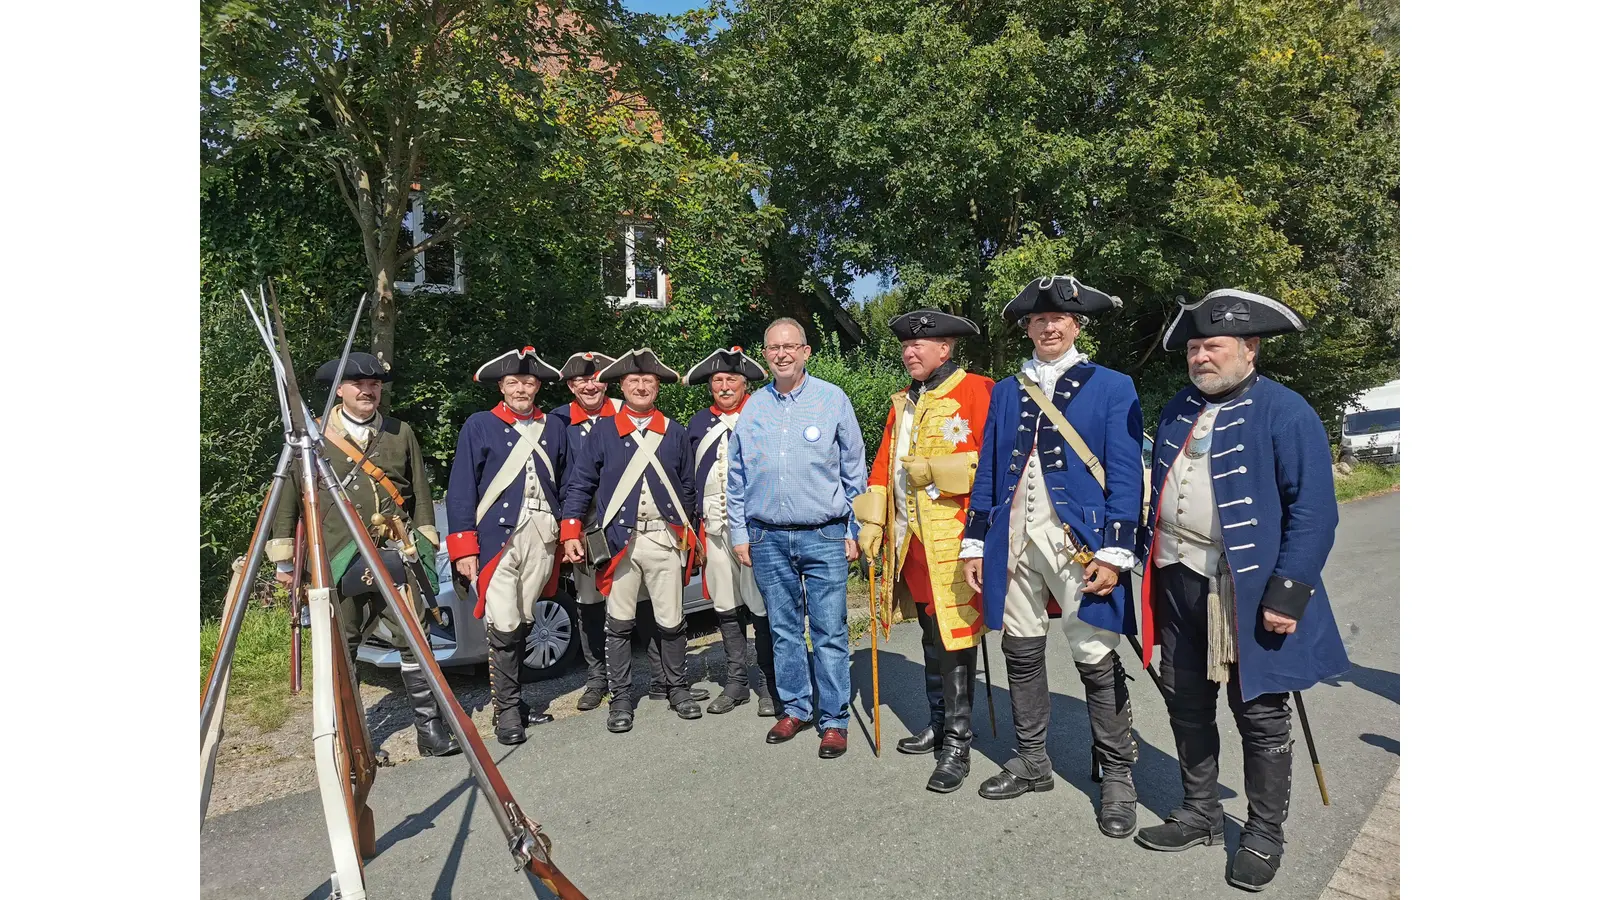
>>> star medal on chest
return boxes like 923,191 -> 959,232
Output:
940,414 -> 971,446
803,425 -> 822,442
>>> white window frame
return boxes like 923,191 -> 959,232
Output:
395,193 -> 465,294
605,223 -> 667,309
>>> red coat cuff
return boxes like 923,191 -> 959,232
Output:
446,531 -> 479,561
561,518 -> 584,542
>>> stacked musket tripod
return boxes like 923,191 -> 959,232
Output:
200,284 -> 586,900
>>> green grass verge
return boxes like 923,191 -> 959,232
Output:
201,604 -> 298,732
1334,462 -> 1400,503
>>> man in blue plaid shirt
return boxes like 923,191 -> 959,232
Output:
726,317 -> 867,758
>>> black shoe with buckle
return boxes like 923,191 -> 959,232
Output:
1227,847 -> 1281,892
1134,818 -> 1225,852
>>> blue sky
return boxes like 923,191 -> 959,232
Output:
621,1 -> 887,305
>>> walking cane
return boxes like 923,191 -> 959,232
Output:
868,559 -> 881,758
1292,690 -> 1331,805
980,635 -> 997,738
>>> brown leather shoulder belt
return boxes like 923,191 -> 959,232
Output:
320,422 -> 408,511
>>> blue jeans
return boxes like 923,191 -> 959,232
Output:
746,520 -> 852,732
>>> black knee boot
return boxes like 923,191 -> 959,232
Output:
709,610 -> 751,714
751,611 -> 778,717
646,615 -> 708,702
487,625 -> 527,745
659,621 -> 704,719
1077,652 -> 1139,837
399,666 -> 461,757
979,634 -> 1054,799
1231,689 -> 1293,879
898,606 -> 945,754
605,616 -> 636,733
927,646 -> 976,793
1136,664 -> 1226,852
576,602 -> 608,711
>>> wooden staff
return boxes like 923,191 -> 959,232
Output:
1293,690 -> 1331,805
868,559 -> 881,758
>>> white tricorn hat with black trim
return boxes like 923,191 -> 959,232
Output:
558,350 -> 617,381
473,346 -> 562,383
1161,289 -> 1307,351
684,346 -> 767,385
596,347 -> 682,384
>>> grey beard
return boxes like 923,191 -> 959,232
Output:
1191,368 -> 1249,395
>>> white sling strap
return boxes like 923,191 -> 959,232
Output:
1018,376 -> 1106,491
475,419 -> 553,525
694,416 -> 735,470
600,429 -> 664,530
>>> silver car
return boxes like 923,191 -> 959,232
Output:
357,502 -> 713,677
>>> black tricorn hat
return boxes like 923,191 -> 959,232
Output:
1161,289 -> 1307,351
596,348 -> 681,384
473,346 -> 562,384
315,352 -> 392,384
888,309 -> 981,341
1002,275 -> 1121,322
558,351 -> 617,381
685,346 -> 767,385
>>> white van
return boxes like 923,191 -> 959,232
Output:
1340,379 -> 1400,465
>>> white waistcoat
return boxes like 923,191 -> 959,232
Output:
1155,403 -> 1224,575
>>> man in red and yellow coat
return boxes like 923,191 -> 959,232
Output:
854,309 -> 994,794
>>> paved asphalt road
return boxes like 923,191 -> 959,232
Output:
202,492 -> 1399,900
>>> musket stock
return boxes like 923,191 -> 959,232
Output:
290,519 -> 305,695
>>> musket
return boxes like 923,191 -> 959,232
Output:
1292,690 -> 1331,806
254,283 -> 379,883
202,556 -> 249,823
290,518 -> 305,695
868,558 -> 882,759
254,283 -> 586,898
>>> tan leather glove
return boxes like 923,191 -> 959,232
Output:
900,455 -> 934,489
857,523 -> 884,562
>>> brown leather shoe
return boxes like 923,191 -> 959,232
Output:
766,716 -> 812,744
818,728 -> 848,759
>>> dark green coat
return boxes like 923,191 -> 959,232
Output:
267,407 -> 437,581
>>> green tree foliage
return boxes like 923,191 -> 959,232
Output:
696,0 -> 1400,426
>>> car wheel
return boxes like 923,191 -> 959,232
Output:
521,593 -> 580,682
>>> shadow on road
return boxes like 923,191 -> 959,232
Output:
1321,663 -> 1400,704
1360,733 -> 1399,755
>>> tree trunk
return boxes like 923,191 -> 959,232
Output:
370,260 -> 398,376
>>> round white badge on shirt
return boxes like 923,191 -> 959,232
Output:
803,425 -> 822,442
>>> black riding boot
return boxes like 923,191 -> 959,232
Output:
1136,662 -> 1227,851
659,621 -> 704,719
708,609 -> 751,714
487,625 -> 527,745
979,634 -> 1054,799
1077,652 -> 1139,837
898,605 -> 945,754
927,646 -> 976,793
751,611 -> 778,717
400,666 -> 461,757
645,615 -> 708,702
605,616 -> 636,733
576,601 -> 608,711
1233,688 -> 1293,870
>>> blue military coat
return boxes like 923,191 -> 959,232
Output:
965,360 -> 1145,636
445,403 -> 569,616
559,409 -> 697,560
1140,375 -> 1351,700
685,399 -> 747,520
549,397 -> 621,483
